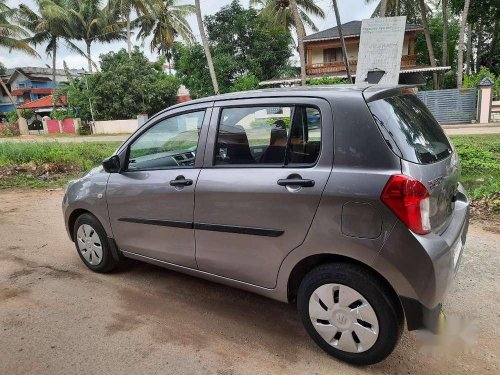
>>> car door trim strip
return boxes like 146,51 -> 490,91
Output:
118,218 -> 284,237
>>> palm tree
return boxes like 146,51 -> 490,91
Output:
380,0 -> 388,16
367,0 -> 425,23
289,0 -> 306,85
17,1 -> 85,106
456,0 -> 470,88
114,0 -> 149,58
331,0 -> 352,83
136,0 -> 194,64
194,0 -> 218,95
0,0 -> 39,118
250,0 -> 326,35
62,0 -> 125,72
418,0 -> 438,89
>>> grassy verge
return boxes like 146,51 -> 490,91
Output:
0,142 -> 121,188
0,136 -> 498,215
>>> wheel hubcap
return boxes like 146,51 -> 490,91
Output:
76,224 -> 103,266
308,283 -> 379,353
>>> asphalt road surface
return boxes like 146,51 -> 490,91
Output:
0,189 -> 499,375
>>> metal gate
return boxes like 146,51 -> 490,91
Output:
417,88 -> 477,124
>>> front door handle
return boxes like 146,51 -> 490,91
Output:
170,176 -> 193,187
277,178 -> 315,188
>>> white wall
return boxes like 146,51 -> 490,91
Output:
93,119 -> 138,134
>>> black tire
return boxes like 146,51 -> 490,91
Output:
297,263 -> 403,365
73,213 -> 118,273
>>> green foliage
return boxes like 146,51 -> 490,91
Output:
65,49 -> 180,120
463,67 -> 500,100
6,110 -> 18,123
20,109 -> 34,119
0,61 -> 5,75
415,13 -> 460,68
173,1 -> 292,97
308,76 -> 349,85
450,135 -> 500,203
50,108 -> 75,120
230,75 -> 260,92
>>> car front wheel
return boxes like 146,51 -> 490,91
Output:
297,263 -> 403,365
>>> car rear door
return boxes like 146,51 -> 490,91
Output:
106,103 -> 212,268
193,97 -> 333,288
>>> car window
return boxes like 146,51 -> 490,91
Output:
368,94 -> 452,164
215,106 -> 293,165
128,111 -> 205,170
214,105 -> 321,166
287,107 -> 322,165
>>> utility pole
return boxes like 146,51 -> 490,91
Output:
332,0 -> 353,83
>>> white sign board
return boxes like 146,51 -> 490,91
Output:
355,16 -> 407,85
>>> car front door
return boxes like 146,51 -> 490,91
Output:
194,98 -> 333,288
106,104 -> 212,268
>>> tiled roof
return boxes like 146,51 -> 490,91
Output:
304,20 -> 423,42
17,95 -> 66,109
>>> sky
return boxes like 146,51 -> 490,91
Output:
1,0 -> 377,70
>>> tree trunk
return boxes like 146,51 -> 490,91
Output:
52,39 -> 57,109
332,0 -> 352,83
0,79 -> 21,119
465,23 -> 472,75
127,11 -> 132,58
442,0 -> 448,67
457,0 -> 471,89
380,0 -> 388,17
476,21 -> 483,72
419,0 -> 438,89
195,0 -> 219,95
290,0 -> 306,86
87,42 -> 93,73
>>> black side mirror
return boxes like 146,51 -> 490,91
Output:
102,155 -> 121,173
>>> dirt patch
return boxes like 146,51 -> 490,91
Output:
0,284 -> 30,301
0,252 -> 82,280
0,163 -> 81,186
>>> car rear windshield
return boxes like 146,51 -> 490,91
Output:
367,94 -> 452,164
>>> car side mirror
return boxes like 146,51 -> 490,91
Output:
102,155 -> 121,173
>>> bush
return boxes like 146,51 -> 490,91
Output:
6,110 -> 18,123
20,109 -> 34,119
463,67 -> 500,100
230,75 -> 260,92
308,76 -> 349,85
50,108 -> 76,120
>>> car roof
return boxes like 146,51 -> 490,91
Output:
171,84 -> 410,106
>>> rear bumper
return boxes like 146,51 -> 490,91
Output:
374,183 -> 469,325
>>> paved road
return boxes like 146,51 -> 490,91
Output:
1,125 -> 500,143
0,189 -> 499,375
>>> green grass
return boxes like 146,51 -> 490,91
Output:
449,135 -> 500,200
0,142 -> 121,170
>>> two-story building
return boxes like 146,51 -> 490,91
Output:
0,67 -> 83,115
260,20 -> 450,86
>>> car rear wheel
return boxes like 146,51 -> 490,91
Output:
297,263 -> 403,365
73,213 -> 118,273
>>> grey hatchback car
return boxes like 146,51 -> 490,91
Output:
63,85 -> 469,365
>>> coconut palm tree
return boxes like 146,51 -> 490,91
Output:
0,0 -> 38,56
289,0 -> 306,85
0,0 -> 39,118
250,0 -> 325,35
136,0 -> 194,58
17,1 -> 86,103
418,0 -> 438,88
62,0 -> 125,72
194,0 -> 218,95
114,0 -> 149,58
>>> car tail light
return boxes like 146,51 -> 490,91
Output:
381,175 -> 431,235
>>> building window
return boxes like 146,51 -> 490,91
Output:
323,48 -> 342,63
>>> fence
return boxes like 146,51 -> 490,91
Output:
417,88 -> 477,124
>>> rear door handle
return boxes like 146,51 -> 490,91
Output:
170,176 -> 193,187
277,178 -> 315,187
